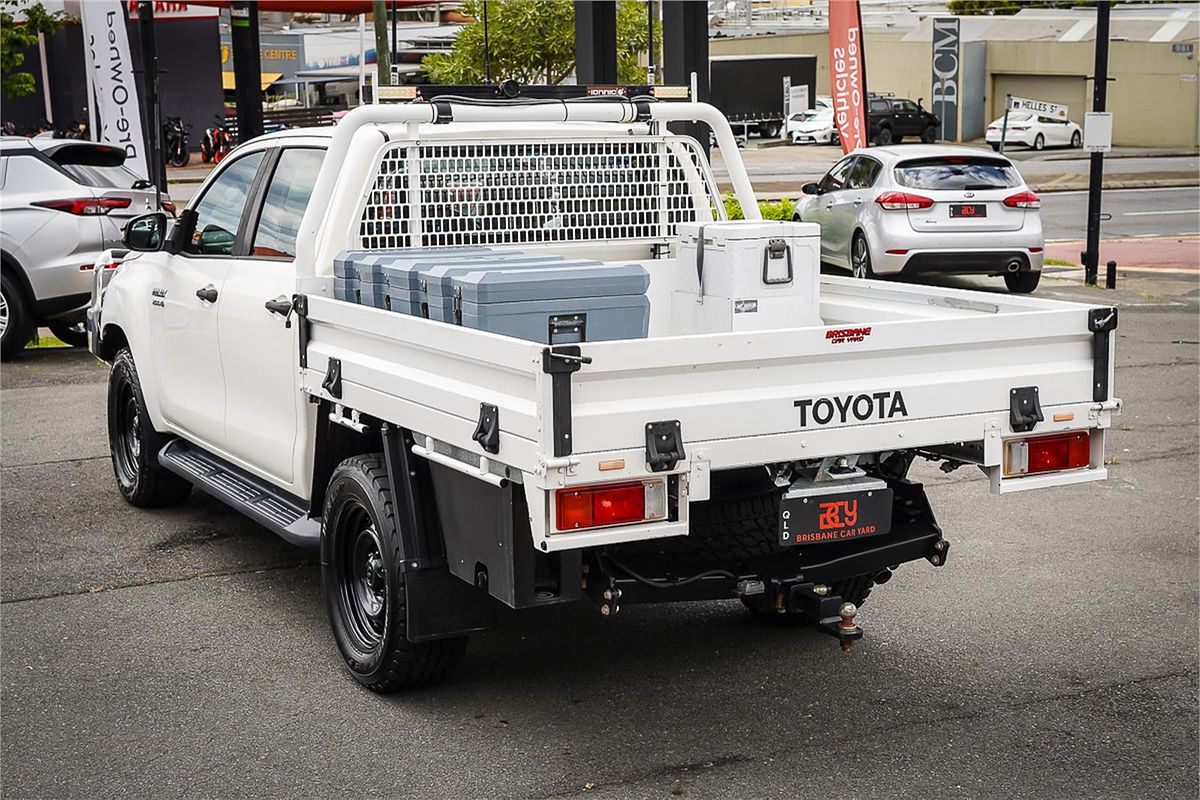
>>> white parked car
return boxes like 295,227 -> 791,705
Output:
985,111 -> 1082,152
0,137 -> 172,358
788,106 -> 839,145
795,145 -> 1045,293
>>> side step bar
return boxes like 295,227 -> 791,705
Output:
159,440 -> 321,549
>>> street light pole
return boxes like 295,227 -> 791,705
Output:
1084,1 -> 1112,287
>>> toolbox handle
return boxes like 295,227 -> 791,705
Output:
762,238 -> 793,285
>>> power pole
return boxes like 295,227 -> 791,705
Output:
135,2 -> 165,197
372,0 -> 392,88
229,1 -> 264,141
1084,1 -> 1111,287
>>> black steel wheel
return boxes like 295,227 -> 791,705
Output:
322,454 -> 466,692
922,125 -> 937,144
850,232 -> 875,280
876,127 -> 893,146
107,348 -> 192,507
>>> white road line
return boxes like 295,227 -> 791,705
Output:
1122,209 -> 1200,217
1044,186 -> 1200,197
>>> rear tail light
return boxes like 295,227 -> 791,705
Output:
1010,126 -> 1029,131
875,191 -> 934,211
33,197 -> 132,216
1004,432 -> 1091,477
555,479 -> 668,532
1003,191 -> 1041,209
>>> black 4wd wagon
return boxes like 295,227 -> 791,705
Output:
868,94 -> 940,146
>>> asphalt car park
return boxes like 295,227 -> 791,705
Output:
2,267 -> 1196,798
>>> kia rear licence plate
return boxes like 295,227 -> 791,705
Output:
950,203 -> 986,218
779,484 -> 892,546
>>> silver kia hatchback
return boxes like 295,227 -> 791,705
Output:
0,137 -> 171,358
795,145 -> 1044,293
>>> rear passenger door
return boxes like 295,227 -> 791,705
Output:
218,145 -> 326,488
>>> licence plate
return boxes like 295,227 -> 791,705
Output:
779,488 -> 893,546
950,203 -> 986,218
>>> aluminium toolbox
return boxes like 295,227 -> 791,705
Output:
450,262 -> 651,343
332,247 -> 491,308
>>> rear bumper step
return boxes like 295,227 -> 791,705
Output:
158,440 -> 320,548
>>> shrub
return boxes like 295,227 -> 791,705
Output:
722,195 -> 796,221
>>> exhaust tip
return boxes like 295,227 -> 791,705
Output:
1006,260 -> 1022,273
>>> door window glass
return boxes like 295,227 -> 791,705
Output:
250,148 -> 325,259
847,157 -> 882,189
818,158 -> 855,193
184,151 -> 265,256
896,100 -> 918,113
870,100 -> 889,114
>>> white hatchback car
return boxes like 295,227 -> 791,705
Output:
985,111 -> 1082,152
795,145 -> 1044,293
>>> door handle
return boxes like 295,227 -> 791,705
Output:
264,295 -> 294,328
264,296 -> 292,317
195,284 -> 218,303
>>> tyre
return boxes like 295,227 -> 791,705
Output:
107,348 -> 192,507
322,454 -> 467,692
49,321 -> 88,348
1004,270 -> 1041,294
761,122 -> 781,139
0,271 -> 34,360
169,148 -> 190,168
1071,130 -> 1082,148
921,125 -> 937,144
990,142 -> 1002,152
1033,133 -> 1045,151
876,127 -> 893,146
850,232 -> 875,280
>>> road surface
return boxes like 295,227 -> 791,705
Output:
1041,186 -> 1200,241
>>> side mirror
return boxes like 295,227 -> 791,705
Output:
123,212 -> 168,252
802,182 -> 820,195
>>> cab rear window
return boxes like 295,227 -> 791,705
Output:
894,156 -> 1021,190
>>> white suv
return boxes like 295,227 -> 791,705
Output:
795,145 -> 1044,293
0,137 -> 170,358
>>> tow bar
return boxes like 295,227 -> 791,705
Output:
769,580 -> 864,651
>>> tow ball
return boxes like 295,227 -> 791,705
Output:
773,581 -> 865,652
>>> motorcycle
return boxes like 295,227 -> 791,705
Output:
200,116 -> 234,164
162,116 -> 190,167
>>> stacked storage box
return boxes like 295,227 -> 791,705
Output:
449,262 -> 651,343
421,254 -> 580,323
331,248 -> 652,343
333,247 -> 491,310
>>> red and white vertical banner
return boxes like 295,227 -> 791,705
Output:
829,0 -> 868,154
80,0 -> 149,179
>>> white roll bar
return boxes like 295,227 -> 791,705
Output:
295,100 -> 760,279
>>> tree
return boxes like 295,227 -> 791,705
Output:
1,0 -> 68,99
947,0 -> 1099,14
423,0 -> 660,85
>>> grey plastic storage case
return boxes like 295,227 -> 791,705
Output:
452,262 -> 651,343
422,254 -> 578,322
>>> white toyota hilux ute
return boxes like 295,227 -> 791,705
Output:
89,100 -> 1122,693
